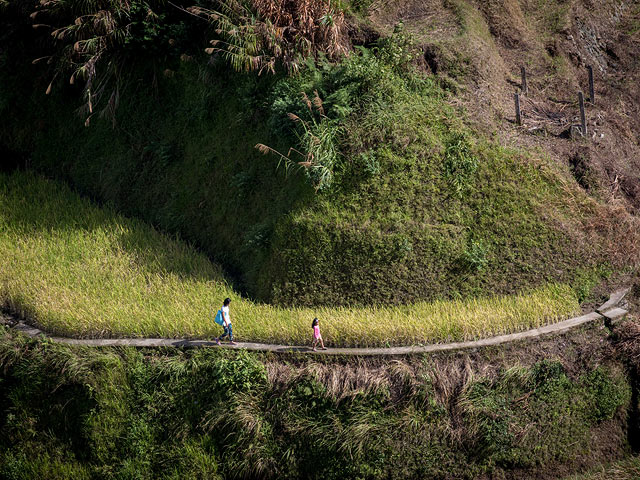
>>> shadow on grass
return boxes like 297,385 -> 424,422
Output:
0,169 -> 230,285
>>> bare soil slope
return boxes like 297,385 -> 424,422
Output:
368,0 -> 640,223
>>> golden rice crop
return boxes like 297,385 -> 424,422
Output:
0,171 -> 579,347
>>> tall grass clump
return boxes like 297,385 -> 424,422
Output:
21,0 -> 192,121
189,0 -> 350,74
563,456 -> 640,480
0,171 -> 580,345
257,90 -> 340,192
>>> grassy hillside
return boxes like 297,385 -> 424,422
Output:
368,0 -> 640,213
0,171 -> 579,345
1,31 -> 620,307
0,327 -> 631,480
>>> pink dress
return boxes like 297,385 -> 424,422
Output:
313,325 -> 321,339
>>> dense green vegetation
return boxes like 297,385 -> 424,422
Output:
0,328 -> 631,479
1,29 -> 612,307
0,171 -> 579,345
1,1 -> 639,478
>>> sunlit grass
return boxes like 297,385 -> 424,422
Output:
0,171 -> 580,347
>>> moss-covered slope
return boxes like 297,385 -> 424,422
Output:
0,34 -> 624,306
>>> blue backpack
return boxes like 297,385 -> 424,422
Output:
214,309 -> 225,326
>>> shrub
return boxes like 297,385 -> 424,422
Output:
462,238 -> 489,272
582,367 -> 631,423
443,132 -> 478,196
460,360 -> 631,470
206,350 -> 268,393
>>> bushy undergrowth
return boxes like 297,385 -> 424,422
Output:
1,28 -> 611,307
0,331 -> 631,479
0,171 -> 579,345
459,360 -> 630,469
261,42 -> 607,305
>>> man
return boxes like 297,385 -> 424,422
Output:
215,297 -> 236,345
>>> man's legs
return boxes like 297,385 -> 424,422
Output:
227,325 -> 236,344
219,325 -> 230,340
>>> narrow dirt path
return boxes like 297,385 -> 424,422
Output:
2,289 -> 630,355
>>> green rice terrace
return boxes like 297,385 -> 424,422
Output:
0,171 -> 580,346
2,0 -> 640,477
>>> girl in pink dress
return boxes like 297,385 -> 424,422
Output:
311,317 -> 327,351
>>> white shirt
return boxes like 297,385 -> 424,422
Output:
222,305 -> 231,326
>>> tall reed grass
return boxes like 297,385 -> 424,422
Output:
0,171 -> 580,346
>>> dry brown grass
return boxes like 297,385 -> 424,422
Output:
612,317 -> 640,365
190,0 -> 350,73
477,0 -> 531,48
265,356 -> 480,412
252,0 -> 349,58
584,202 -> 640,269
427,357 -> 475,408
563,456 -> 640,480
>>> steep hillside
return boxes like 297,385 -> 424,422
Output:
0,0 -> 638,307
368,0 -> 640,211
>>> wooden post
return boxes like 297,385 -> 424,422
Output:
578,91 -> 587,136
587,65 -> 595,104
515,92 -> 522,125
521,66 -> 528,95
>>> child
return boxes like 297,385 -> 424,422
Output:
311,317 -> 327,351
215,297 -> 236,345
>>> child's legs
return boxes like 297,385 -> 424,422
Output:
227,324 -> 233,341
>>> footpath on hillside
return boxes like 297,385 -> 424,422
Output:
1,289 -> 630,356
